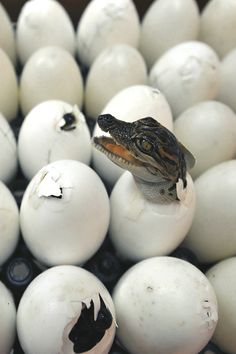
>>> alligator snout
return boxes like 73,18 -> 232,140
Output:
97,114 -> 118,132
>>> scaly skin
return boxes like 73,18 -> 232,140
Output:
93,114 -> 195,203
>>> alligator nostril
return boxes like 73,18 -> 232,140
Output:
97,114 -> 116,132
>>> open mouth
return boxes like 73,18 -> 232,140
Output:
93,136 -> 142,167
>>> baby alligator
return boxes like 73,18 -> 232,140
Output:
93,114 -> 195,203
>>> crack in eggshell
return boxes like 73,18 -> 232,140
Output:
201,299 -> 218,330
28,165 -> 74,210
0,125 -> 16,151
37,169 -> 63,198
56,105 -> 85,132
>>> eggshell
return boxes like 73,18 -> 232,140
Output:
0,113 -> 18,183
19,46 -> 84,116
0,48 -> 18,122
92,85 -> 173,187
76,0 -> 140,67
17,265 -> 116,354
149,41 -> 220,118
199,0 -> 236,59
0,281 -> 16,354
0,3 -> 16,65
139,0 -> 200,69
18,100 -> 91,180
206,257 -> 236,354
218,48 -> 236,113
0,180 -> 19,266
20,160 -> 110,266
85,44 -> 147,119
174,101 -> 236,178
183,160 -> 236,263
109,171 -> 195,261
113,256 -> 218,354
16,0 -> 75,65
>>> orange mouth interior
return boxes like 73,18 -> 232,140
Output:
94,137 -> 138,164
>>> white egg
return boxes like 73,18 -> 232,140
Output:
183,160 -> 236,263
0,281 -> 16,354
92,85 -> 173,187
149,41 -> 220,118
0,48 -> 18,122
109,172 -> 195,261
113,256 -> 218,354
174,101 -> 236,179
0,180 -> 19,266
206,257 -> 236,354
139,0 -> 200,69
17,265 -> 116,354
76,0 -> 140,67
18,100 -> 92,180
16,0 -> 76,65
0,3 -> 16,65
20,160 -> 110,266
85,44 -> 147,119
0,113 -> 18,183
19,46 -> 84,116
199,0 -> 236,59
218,48 -> 236,113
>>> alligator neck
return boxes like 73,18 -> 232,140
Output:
133,176 -> 179,203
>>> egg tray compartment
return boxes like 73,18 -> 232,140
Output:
0,113 -> 222,354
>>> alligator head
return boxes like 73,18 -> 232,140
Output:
93,114 -> 195,202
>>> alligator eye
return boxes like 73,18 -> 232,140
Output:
137,139 -> 153,152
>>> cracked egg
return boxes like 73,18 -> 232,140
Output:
16,265 -> 116,354
20,160 -> 110,266
18,100 -> 92,180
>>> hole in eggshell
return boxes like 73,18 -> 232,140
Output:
50,187 -> 63,199
60,113 -> 77,131
68,294 -> 113,353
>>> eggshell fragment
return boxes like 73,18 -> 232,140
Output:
0,48 -> 18,122
139,0 -> 200,69
218,48 -> 236,113
92,85 -> 173,187
113,256 -> 218,354
85,44 -> 147,119
0,113 -> 18,183
0,281 -> 16,354
183,160 -> 236,263
0,180 -> 19,266
17,265 -> 116,354
206,257 -> 236,354
18,100 -> 92,180
0,3 -> 16,65
76,0 -> 140,67
19,46 -> 84,116
20,160 -> 110,266
109,171 -> 195,261
199,0 -> 236,59
149,41 -> 220,118
174,101 -> 236,178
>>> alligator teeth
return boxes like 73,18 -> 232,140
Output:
93,140 -> 134,168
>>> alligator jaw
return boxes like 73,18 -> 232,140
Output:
93,136 -> 143,167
